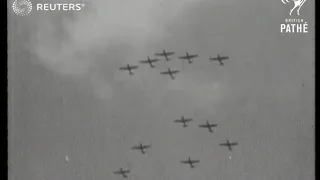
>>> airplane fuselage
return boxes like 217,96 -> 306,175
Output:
182,121 -> 188,127
126,64 -> 134,74
139,145 -> 146,154
209,54 -> 228,66
115,169 -> 129,178
186,159 -> 198,168
220,140 -> 237,151
161,50 -> 169,60
218,59 -> 224,66
121,173 -> 127,178
186,55 -> 193,63
161,50 -> 175,61
167,69 -> 175,79
147,60 -> 154,68
181,53 -> 198,63
189,163 -> 195,168
185,53 -> 192,63
207,122 -> 216,132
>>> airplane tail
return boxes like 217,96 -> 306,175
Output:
129,71 -> 134,75
183,124 -> 188,128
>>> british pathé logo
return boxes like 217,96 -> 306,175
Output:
280,0 -> 308,34
281,0 -> 306,16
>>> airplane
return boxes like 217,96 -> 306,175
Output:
131,143 -> 151,154
174,116 -> 193,127
198,120 -> 218,133
219,139 -> 238,151
154,49 -> 175,61
160,68 -> 180,80
209,54 -> 229,66
140,56 -> 160,68
119,64 -> 138,75
113,168 -> 130,178
178,52 -> 198,63
180,157 -> 200,168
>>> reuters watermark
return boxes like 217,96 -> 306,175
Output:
12,0 -> 86,16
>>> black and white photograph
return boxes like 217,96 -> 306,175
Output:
8,0 -> 315,180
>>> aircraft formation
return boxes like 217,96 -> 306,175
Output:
119,49 -> 229,79
114,49 -> 235,178
114,115 -> 239,178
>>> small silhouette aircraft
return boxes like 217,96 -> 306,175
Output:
154,49 -> 175,61
174,116 -> 193,127
180,157 -> 200,168
219,139 -> 238,151
209,54 -> 229,66
160,68 -> 180,80
178,52 -> 198,63
119,64 -> 139,75
198,120 -> 218,133
131,143 -> 151,154
140,56 -> 160,68
113,168 -> 130,178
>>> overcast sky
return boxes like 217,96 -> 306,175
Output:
9,0 -> 314,180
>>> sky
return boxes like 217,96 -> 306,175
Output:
9,0 -> 314,180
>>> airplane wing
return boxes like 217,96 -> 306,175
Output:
174,119 -> 183,123
178,56 -> 188,59
114,170 -> 129,174
229,142 -> 238,146
154,53 -> 164,56
191,160 -> 200,163
198,124 -> 208,128
219,143 -> 228,146
140,60 -> 149,63
210,56 -> 228,60
180,160 -> 190,164
150,59 -> 159,62
160,71 -> 170,75
171,70 -> 180,74
210,124 -> 218,127
131,146 -> 141,150
130,66 -> 138,69
114,170 -> 130,174
142,145 -> 151,149
184,118 -> 193,122
119,67 -> 129,70
166,52 -> 175,56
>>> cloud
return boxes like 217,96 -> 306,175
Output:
27,0 -> 230,112
28,0 -> 203,99
30,0 -> 200,73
